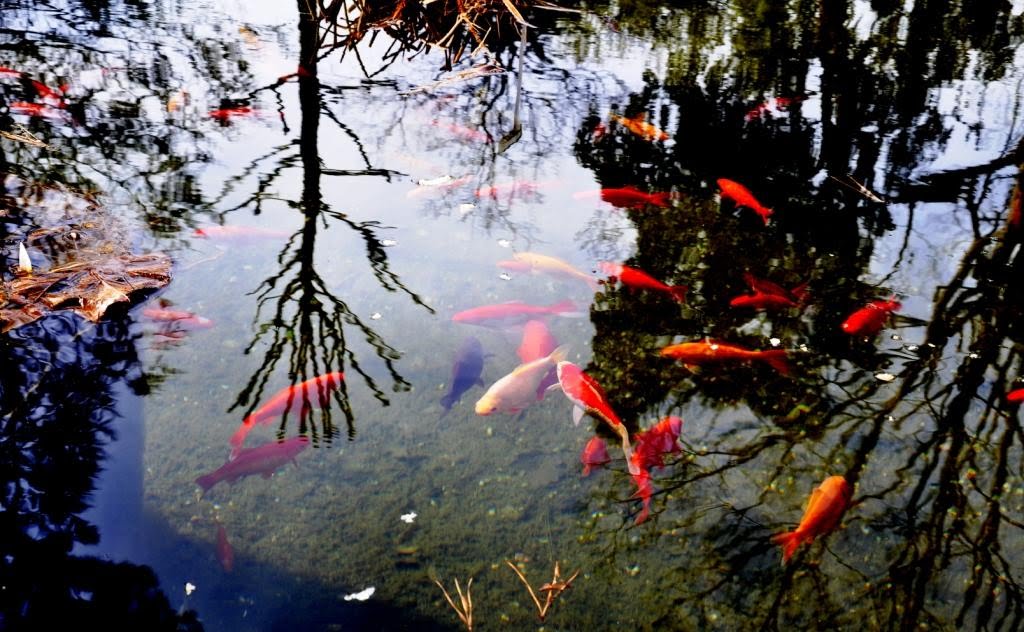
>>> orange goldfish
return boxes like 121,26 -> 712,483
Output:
717,178 -> 773,225
660,340 -> 790,374
610,113 -> 670,142
497,252 -> 599,290
771,475 -> 851,564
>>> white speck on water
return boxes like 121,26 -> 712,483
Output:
890,334 -> 902,340
968,352 -> 979,359
343,587 -> 375,601
497,239 -> 511,248
418,175 -> 452,186
799,344 -> 809,351
905,344 -> 919,351
458,203 -> 475,215
499,272 -> 512,281
370,312 -> 382,320
185,582 -> 196,596
769,337 -> 781,347
381,239 -> 398,247
400,512 -> 417,524
875,372 -> 896,382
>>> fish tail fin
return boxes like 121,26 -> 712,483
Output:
760,350 -> 790,375
548,344 -> 571,365
668,285 -> 688,303
619,428 -> 640,476
762,208 -> 773,225
582,463 -> 592,477
228,421 -> 253,457
770,530 -> 804,564
651,192 -> 672,208
195,473 -> 216,494
550,299 -> 584,318
790,282 -> 810,303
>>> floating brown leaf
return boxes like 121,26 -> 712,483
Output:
2,252 -> 171,332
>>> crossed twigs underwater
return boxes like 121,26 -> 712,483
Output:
505,560 -> 580,622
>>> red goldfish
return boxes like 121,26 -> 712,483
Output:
142,305 -> 214,329
744,96 -> 804,121
209,106 -> 256,121
229,372 -> 344,455
497,252 -> 599,290
630,454 -> 653,524
740,272 -> 807,303
610,113 -> 670,142
599,262 -> 687,303
216,523 -> 234,572
717,178 -> 773,225
474,345 -> 568,415
196,436 -> 310,493
572,186 -> 671,209
660,340 -> 790,374
452,299 -> 580,328
771,475 -> 851,564
1007,387 -> 1024,402
633,416 -> 683,469
729,292 -> 797,310
30,79 -> 65,105
580,436 -> 610,476
556,361 -> 639,475
9,101 -> 68,121
841,297 -> 901,336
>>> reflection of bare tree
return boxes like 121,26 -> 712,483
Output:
224,2 -> 432,445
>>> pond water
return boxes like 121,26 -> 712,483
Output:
4,0 -> 1024,630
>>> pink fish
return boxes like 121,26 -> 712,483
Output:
475,181 -> 544,200
599,262 -> 687,303
193,225 -> 290,240
452,299 -> 579,328
518,319 -> 559,398
142,305 -> 214,329
229,372 -> 344,456
429,119 -> 491,144
580,436 -> 610,476
556,361 -> 639,475
196,436 -> 310,493
216,523 -> 234,572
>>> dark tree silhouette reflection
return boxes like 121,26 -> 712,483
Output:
222,2 -> 433,446
565,1 -> 1024,630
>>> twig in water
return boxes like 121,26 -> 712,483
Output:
505,560 -> 580,622
434,576 -> 474,631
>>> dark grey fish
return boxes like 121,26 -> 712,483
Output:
440,336 -> 485,415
